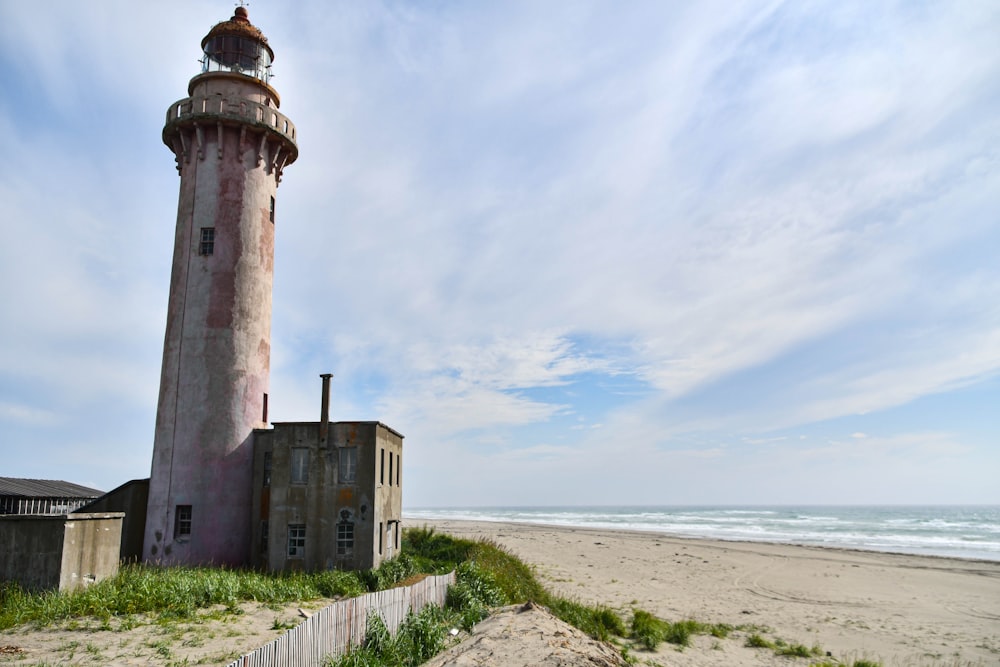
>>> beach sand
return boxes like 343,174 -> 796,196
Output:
421,519 -> 1000,666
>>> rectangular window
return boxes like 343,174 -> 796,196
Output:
338,447 -> 357,484
388,452 -> 393,487
287,524 -> 305,557
396,452 -> 401,486
260,520 -> 269,553
199,227 -> 215,255
337,521 -> 354,556
291,447 -> 309,484
262,393 -> 268,423
174,505 -> 192,539
269,196 -> 275,223
262,451 -> 272,487
379,522 -> 383,555
395,522 -> 400,549
380,448 -> 385,485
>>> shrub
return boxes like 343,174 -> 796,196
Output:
776,642 -> 815,657
546,598 -> 624,642
630,609 -> 663,649
745,633 -> 775,648
446,561 -> 504,631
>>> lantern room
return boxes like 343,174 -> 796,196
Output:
200,7 -> 274,83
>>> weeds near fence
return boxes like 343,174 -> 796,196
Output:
0,554 -> 420,630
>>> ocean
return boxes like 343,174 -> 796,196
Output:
405,505 -> 1000,562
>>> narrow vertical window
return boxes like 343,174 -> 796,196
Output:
388,452 -> 393,487
262,393 -> 268,423
199,227 -> 215,255
380,448 -> 385,485
291,448 -> 309,484
269,196 -> 275,223
396,452 -> 401,487
378,522 -> 383,555
338,447 -> 357,484
287,524 -> 305,557
174,505 -> 192,539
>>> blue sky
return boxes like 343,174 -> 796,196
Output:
1,1 -> 997,506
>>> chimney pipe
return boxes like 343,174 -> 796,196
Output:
319,373 -> 333,444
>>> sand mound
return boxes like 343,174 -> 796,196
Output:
423,601 -> 629,667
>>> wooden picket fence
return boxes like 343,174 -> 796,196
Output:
225,571 -> 455,667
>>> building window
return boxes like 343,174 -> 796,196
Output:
287,524 -> 305,557
260,520 -> 269,553
174,505 -> 192,539
262,451 -> 272,487
291,447 -> 309,484
199,227 -> 215,255
388,452 -> 393,487
380,448 -> 385,485
338,447 -> 357,484
337,520 -> 354,557
269,196 -> 275,223
379,522 -> 383,555
262,393 -> 268,423
396,452 -> 401,486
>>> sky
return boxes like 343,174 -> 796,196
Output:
0,1 -> 998,507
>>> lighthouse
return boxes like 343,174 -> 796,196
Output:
144,7 -> 298,566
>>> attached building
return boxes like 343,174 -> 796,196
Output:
251,419 -> 403,572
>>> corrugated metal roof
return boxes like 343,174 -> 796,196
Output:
0,477 -> 103,498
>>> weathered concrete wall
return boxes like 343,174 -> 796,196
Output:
0,514 -> 65,590
252,421 -> 403,572
0,513 -> 123,591
146,60 -> 296,567
81,479 -> 148,562
372,427 -> 404,563
59,514 -> 124,590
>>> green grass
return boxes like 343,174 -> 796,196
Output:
745,632 -> 775,648
629,610 -> 733,650
0,560 -> 378,630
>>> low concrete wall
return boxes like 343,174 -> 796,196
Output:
59,513 -> 124,590
0,514 -> 65,590
0,512 -> 123,591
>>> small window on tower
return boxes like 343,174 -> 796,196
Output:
269,196 -> 275,223
174,505 -> 192,539
199,227 -> 215,255
262,393 -> 268,423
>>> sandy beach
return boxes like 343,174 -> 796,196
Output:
420,519 -> 1000,666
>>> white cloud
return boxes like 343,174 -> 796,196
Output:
0,1 -> 997,503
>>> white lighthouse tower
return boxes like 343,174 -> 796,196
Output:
145,7 -> 298,566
